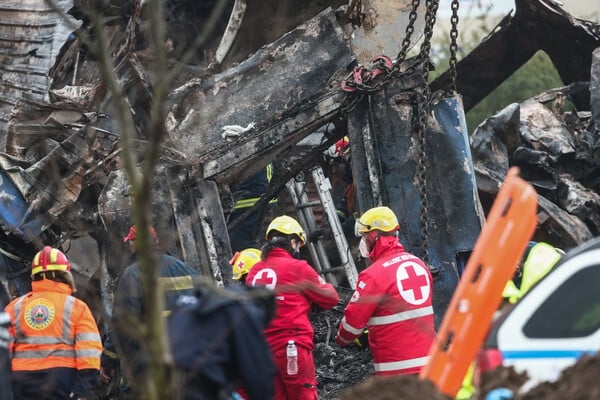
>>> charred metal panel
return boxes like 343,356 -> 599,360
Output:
348,74 -> 483,326
165,8 -> 353,186
431,0 -> 600,112
98,164 -> 232,286
0,95 -> 96,242
166,165 -> 232,286
470,96 -> 595,248
0,0 -> 80,142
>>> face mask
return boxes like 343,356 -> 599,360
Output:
291,241 -> 301,259
359,237 -> 370,258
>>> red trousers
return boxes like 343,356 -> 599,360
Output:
272,344 -> 318,400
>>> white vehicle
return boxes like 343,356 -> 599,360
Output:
477,236 -> 600,391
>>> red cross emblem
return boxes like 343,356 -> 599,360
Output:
396,261 -> 431,305
252,268 -> 277,290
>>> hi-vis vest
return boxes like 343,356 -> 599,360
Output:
5,279 -> 102,371
233,164 -> 278,210
502,242 -> 562,304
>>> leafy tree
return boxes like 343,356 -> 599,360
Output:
431,3 -> 564,134
466,50 -> 563,132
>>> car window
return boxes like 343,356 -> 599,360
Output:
523,265 -> 600,338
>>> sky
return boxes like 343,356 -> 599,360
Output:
437,0 -> 599,22
437,0 -> 515,19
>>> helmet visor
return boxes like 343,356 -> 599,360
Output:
354,219 -> 368,237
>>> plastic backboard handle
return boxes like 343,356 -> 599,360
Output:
419,167 -> 538,397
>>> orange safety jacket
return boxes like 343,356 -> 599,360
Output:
5,279 -> 102,372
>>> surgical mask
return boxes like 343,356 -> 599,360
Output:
291,242 -> 301,259
359,237 -> 370,258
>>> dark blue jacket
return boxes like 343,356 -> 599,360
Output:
111,253 -> 198,380
168,283 -> 276,400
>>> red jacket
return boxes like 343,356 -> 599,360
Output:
247,248 -> 339,351
336,236 -> 434,375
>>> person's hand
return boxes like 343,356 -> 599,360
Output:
352,329 -> 369,348
99,366 -> 113,384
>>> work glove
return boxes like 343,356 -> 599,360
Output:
353,329 -> 369,348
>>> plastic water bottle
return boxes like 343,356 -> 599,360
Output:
286,340 -> 298,375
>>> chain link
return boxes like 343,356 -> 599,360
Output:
449,0 -> 460,94
341,0 -> 421,117
340,0 -> 442,270
413,0 -> 440,269
394,0 -> 422,73
341,0 -> 365,27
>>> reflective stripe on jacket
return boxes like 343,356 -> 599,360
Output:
336,236 -> 435,375
5,279 -> 101,371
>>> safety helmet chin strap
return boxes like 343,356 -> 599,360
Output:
366,229 -> 398,249
364,231 -> 380,250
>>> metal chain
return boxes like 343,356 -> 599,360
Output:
413,0 -> 440,269
393,0 -> 422,73
340,0 -> 421,100
449,0 -> 460,94
341,0 -> 365,27
339,0 -> 441,270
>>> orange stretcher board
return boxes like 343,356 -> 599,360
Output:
419,167 -> 538,397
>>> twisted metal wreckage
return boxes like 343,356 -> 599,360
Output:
0,0 -> 599,327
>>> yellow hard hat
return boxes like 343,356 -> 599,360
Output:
355,206 -> 399,236
265,215 -> 306,244
230,248 -> 262,280
31,246 -> 71,276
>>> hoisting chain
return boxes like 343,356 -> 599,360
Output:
449,0 -> 460,94
412,0 -> 440,269
340,0 -> 365,27
340,0 -> 422,101
340,0 -> 443,270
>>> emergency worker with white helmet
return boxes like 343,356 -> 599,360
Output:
247,215 -> 339,400
4,246 -> 102,399
336,206 -> 435,376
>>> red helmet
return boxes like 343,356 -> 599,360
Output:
123,225 -> 157,242
31,246 -> 71,276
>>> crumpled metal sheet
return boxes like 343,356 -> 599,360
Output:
165,7 -> 354,184
0,0 -> 81,143
470,94 -> 596,249
1,95 -> 97,241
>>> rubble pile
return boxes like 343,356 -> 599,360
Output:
470,80 -> 600,251
311,288 -> 373,399
0,0 -> 599,398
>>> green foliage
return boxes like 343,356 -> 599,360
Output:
465,51 -> 564,132
429,1 -> 564,135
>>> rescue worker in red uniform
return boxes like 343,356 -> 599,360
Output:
336,206 -> 434,376
247,215 -> 339,400
5,246 -> 102,399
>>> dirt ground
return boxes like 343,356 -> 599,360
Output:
312,301 -> 600,400
482,352 -> 600,400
